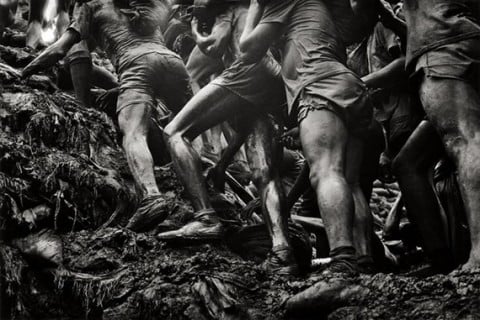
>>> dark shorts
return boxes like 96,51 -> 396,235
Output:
65,40 -> 91,65
296,70 -> 373,136
413,37 -> 480,86
210,56 -> 287,118
117,51 -> 192,115
385,95 -> 423,156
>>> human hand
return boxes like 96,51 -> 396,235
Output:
379,152 -> 395,183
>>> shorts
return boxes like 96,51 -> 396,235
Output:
413,37 -> 480,86
210,56 -> 287,118
385,94 -> 423,156
296,71 -> 373,136
117,51 -> 193,115
65,41 -> 91,65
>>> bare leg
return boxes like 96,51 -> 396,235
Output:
118,102 -> 159,197
346,135 -> 373,263
245,117 -> 290,249
163,85 -> 248,212
69,57 -> 92,108
419,77 -> 480,269
299,109 -> 357,271
392,120 -> 450,268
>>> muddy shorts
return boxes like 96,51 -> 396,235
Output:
296,71 -> 373,137
117,51 -> 192,115
64,40 -> 92,65
413,37 -> 480,87
210,56 -> 287,119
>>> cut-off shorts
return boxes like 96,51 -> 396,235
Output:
117,51 -> 192,115
295,70 -> 374,137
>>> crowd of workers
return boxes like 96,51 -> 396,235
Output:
1,0 -> 480,310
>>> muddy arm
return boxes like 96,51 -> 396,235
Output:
239,0 -> 282,64
22,30 -> 80,77
191,12 -> 232,58
362,57 -> 406,89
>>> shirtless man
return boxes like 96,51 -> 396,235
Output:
239,0 -> 375,277
401,0 -> 480,270
22,0 -> 193,231
160,2 -> 299,273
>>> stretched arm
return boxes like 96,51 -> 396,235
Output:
22,30 -> 79,77
239,0 -> 282,64
191,14 -> 232,58
361,56 -> 406,89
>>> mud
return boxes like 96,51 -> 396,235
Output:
1,29 -> 480,320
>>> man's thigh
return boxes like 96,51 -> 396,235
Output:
117,88 -> 153,135
419,76 -> 480,153
299,108 -> 348,171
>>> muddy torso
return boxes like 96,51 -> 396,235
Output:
69,0 -> 172,71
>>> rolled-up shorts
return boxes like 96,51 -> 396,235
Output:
413,37 -> 480,87
296,69 -> 374,137
117,51 -> 193,115
210,55 -> 287,119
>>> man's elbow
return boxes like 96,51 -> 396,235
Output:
239,39 -> 264,63
239,50 -> 263,64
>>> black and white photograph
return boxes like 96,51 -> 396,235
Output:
0,0 -> 479,318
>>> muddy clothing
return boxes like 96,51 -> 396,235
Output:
210,4 -> 286,115
259,0 -> 373,135
363,22 -> 422,150
414,37 -> 480,85
403,0 -> 480,71
325,0 -> 377,47
68,0 -> 192,114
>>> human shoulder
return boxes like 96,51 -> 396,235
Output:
261,0 -> 296,25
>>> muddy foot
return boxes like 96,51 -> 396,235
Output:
156,219 -> 225,244
285,278 -> 368,317
126,195 -> 169,232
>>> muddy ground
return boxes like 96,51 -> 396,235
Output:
1,27 -> 480,320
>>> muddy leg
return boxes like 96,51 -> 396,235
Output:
163,85 -> 244,212
245,116 -> 298,272
118,99 -> 159,197
346,134 -> 374,267
158,85 -> 253,240
69,57 -> 92,107
299,109 -> 357,272
392,120 -> 451,269
419,77 -> 480,270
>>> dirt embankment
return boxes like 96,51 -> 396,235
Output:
1,33 -> 480,320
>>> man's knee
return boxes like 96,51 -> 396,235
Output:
308,162 -> 343,190
250,166 -> 272,188
118,109 -> 148,140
